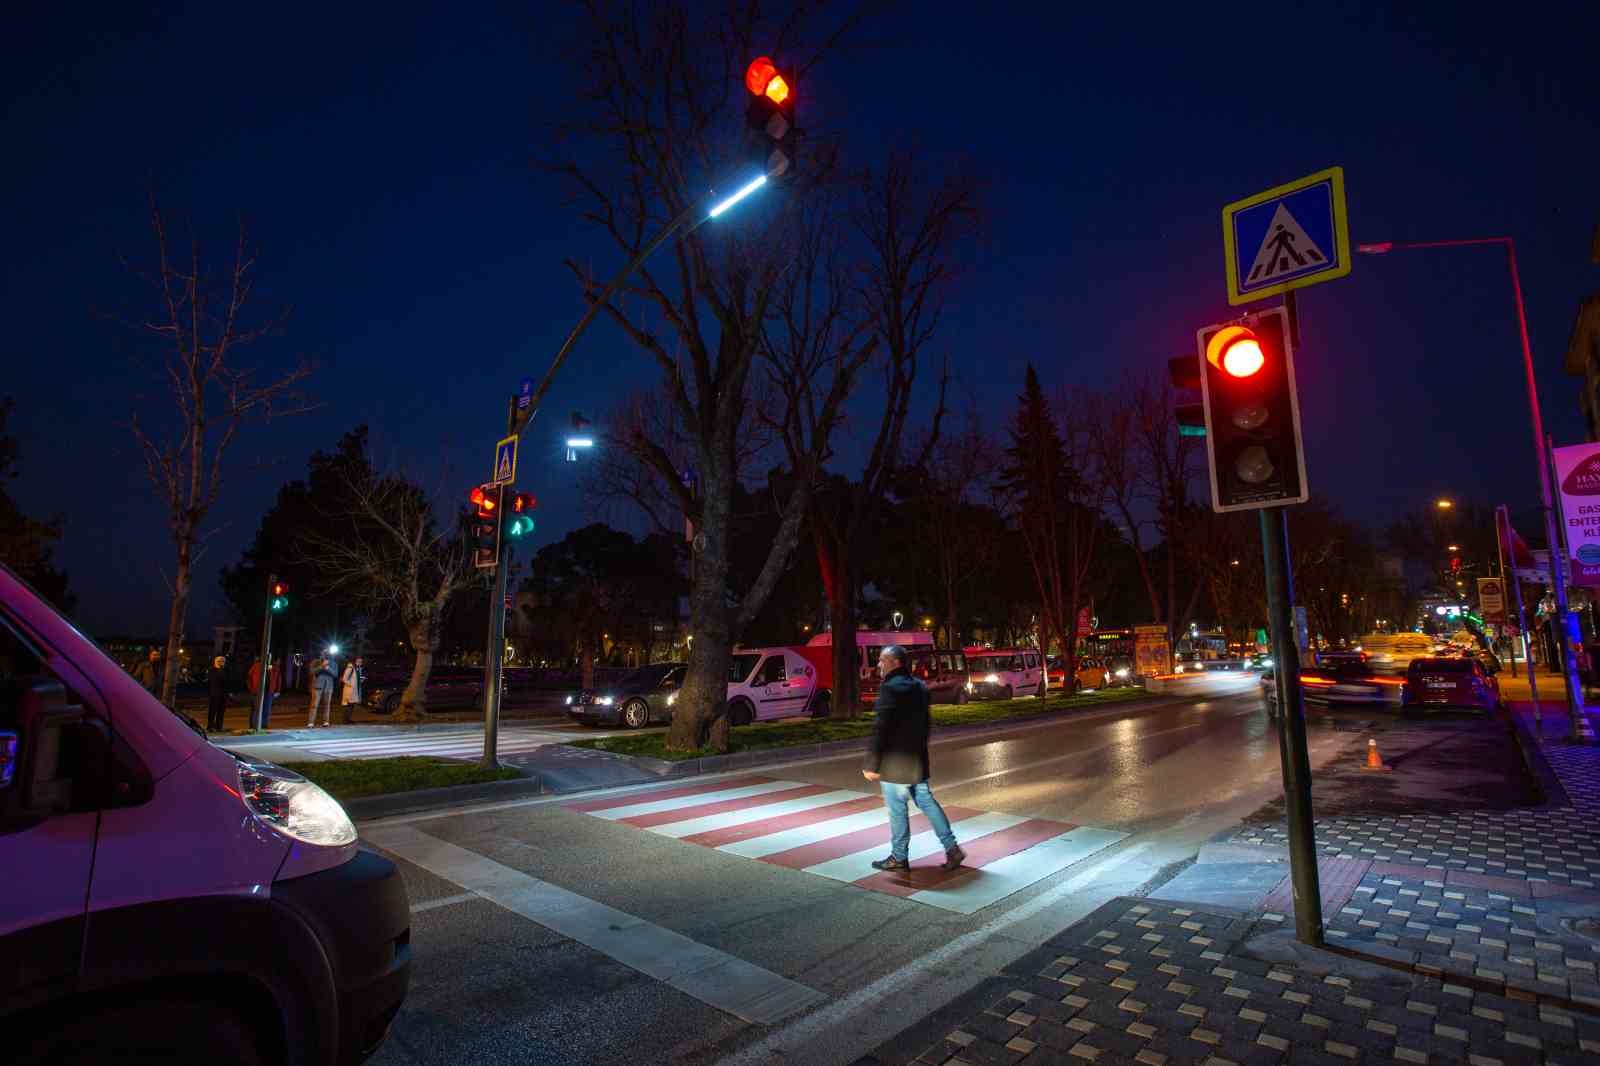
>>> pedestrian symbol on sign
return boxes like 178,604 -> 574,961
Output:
1245,204 -> 1328,283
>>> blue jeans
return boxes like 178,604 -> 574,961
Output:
880,781 -> 958,861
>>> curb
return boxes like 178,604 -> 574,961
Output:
598,692 -> 1187,780
345,772 -> 546,820
1507,711 -> 1574,810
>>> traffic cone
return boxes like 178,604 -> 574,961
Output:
1362,736 -> 1392,772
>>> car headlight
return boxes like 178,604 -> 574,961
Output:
236,761 -> 355,847
965,681 -> 973,692
1262,658 -> 1273,668
1115,668 -> 1129,678
667,693 -> 677,706
984,673 -> 1000,684
565,695 -> 573,705
597,696 -> 614,706
1175,664 -> 1184,673
1195,663 -> 1205,671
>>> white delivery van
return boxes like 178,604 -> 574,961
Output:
726,646 -> 821,724
964,647 -> 1043,699
0,563 -> 410,1065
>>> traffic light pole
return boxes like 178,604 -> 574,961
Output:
481,398 -> 517,770
253,572 -> 276,732
1260,506 -> 1324,946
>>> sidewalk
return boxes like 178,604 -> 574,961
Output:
859,711 -> 1600,1065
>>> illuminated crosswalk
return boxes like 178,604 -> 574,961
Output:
293,727 -> 577,760
565,775 -> 1126,914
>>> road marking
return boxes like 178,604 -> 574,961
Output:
564,780 -> 1126,912
410,891 -> 478,914
365,824 -> 823,1025
714,841 -> 1155,1066
937,718 -> 1215,792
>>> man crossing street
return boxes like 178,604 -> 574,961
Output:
862,644 -> 965,873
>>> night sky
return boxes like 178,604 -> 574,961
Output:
4,1 -> 1598,637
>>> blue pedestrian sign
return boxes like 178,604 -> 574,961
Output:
1223,166 -> 1350,306
492,434 -> 519,486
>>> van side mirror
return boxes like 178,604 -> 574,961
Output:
0,679 -> 85,830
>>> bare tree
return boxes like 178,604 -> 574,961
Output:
119,196 -> 311,704
305,461 -> 480,721
1085,380 -> 1161,624
557,4 -> 869,751
1131,371 -> 1201,658
911,416 -> 998,650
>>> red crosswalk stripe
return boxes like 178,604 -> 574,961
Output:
853,817 -> 1072,896
619,783 -> 836,828
680,795 -> 884,848
563,774 -> 774,813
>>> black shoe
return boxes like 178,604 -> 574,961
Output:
871,856 -> 909,871
941,846 -> 967,872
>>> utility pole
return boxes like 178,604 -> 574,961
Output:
254,573 -> 279,731
481,396 -> 519,770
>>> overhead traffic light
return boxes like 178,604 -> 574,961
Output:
504,492 -> 537,540
744,56 -> 797,182
268,579 -> 289,613
1195,306 -> 1308,512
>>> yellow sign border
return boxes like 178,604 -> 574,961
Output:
492,434 -> 519,486
1223,166 -> 1350,306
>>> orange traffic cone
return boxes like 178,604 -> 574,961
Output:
1362,736 -> 1392,772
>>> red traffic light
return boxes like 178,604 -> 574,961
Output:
1205,326 -> 1265,379
271,581 -> 287,597
469,485 -> 498,517
745,57 -> 789,105
509,492 -> 537,513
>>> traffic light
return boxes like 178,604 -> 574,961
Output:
504,492 -> 537,540
468,484 -> 499,569
1195,306 -> 1308,512
268,579 -> 289,613
1167,355 -> 1206,438
744,56 -> 797,181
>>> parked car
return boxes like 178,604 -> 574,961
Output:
966,648 -> 1043,699
0,562 -> 410,1064
1403,656 -> 1500,713
567,662 -> 687,728
363,665 -> 485,715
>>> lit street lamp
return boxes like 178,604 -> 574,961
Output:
1435,498 -> 1454,510
1361,236 -> 1591,739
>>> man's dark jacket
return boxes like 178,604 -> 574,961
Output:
866,667 -> 931,784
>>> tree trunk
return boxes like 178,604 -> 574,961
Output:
399,624 -> 434,723
579,630 -> 595,691
667,467 -> 733,753
159,526 -> 193,706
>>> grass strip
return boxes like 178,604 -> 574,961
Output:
278,756 -> 523,800
567,685 -> 1153,762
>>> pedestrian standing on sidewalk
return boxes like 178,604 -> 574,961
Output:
136,649 -> 161,697
247,655 -> 282,729
207,655 -> 228,733
307,655 -> 337,727
340,657 -> 364,723
863,644 -> 965,873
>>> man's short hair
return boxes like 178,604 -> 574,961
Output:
879,645 -> 907,668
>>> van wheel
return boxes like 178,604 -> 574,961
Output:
810,692 -> 831,718
23,997 -> 272,1066
955,688 -> 968,705
382,693 -> 402,715
728,698 -> 755,727
1003,686 -> 1014,700
622,698 -> 651,729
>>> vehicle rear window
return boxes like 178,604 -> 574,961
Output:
1409,658 -> 1471,674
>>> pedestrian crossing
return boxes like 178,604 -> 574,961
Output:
292,727 -> 574,760
564,775 -> 1127,914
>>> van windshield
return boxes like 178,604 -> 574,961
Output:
729,654 -> 761,683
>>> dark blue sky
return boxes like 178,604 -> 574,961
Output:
5,1 -> 1598,636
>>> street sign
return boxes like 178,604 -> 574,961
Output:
1223,166 -> 1350,306
492,434 -> 519,486
1552,442 -> 1600,587
1477,578 -> 1507,624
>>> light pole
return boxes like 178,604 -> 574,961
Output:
1360,237 -> 1589,740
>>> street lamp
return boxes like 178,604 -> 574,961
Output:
1435,498 -> 1454,510
1447,544 -> 1460,552
1361,236 -> 1589,738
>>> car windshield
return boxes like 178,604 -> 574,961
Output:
729,654 -> 761,683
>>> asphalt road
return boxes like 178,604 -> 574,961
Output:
362,675 -> 1357,1066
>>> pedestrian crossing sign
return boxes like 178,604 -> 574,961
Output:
1223,166 -> 1350,306
492,434 -> 518,486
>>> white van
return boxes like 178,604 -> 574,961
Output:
0,564 -> 410,1065
964,646 -> 1043,699
726,646 -> 821,724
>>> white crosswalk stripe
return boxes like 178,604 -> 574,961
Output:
564,776 -> 1129,914
292,728 -> 572,760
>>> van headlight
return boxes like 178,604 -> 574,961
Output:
984,673 -> 1000,684
565,695 -> 573,705
667,693 -> 677,706
236,761 -> 356,847
965,681 -> 973,692
596,696 -> 614,706
1115,667 -> 1130,679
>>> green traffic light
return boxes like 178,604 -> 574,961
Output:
506,515 -> 535,539
270,595 -> 288,612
